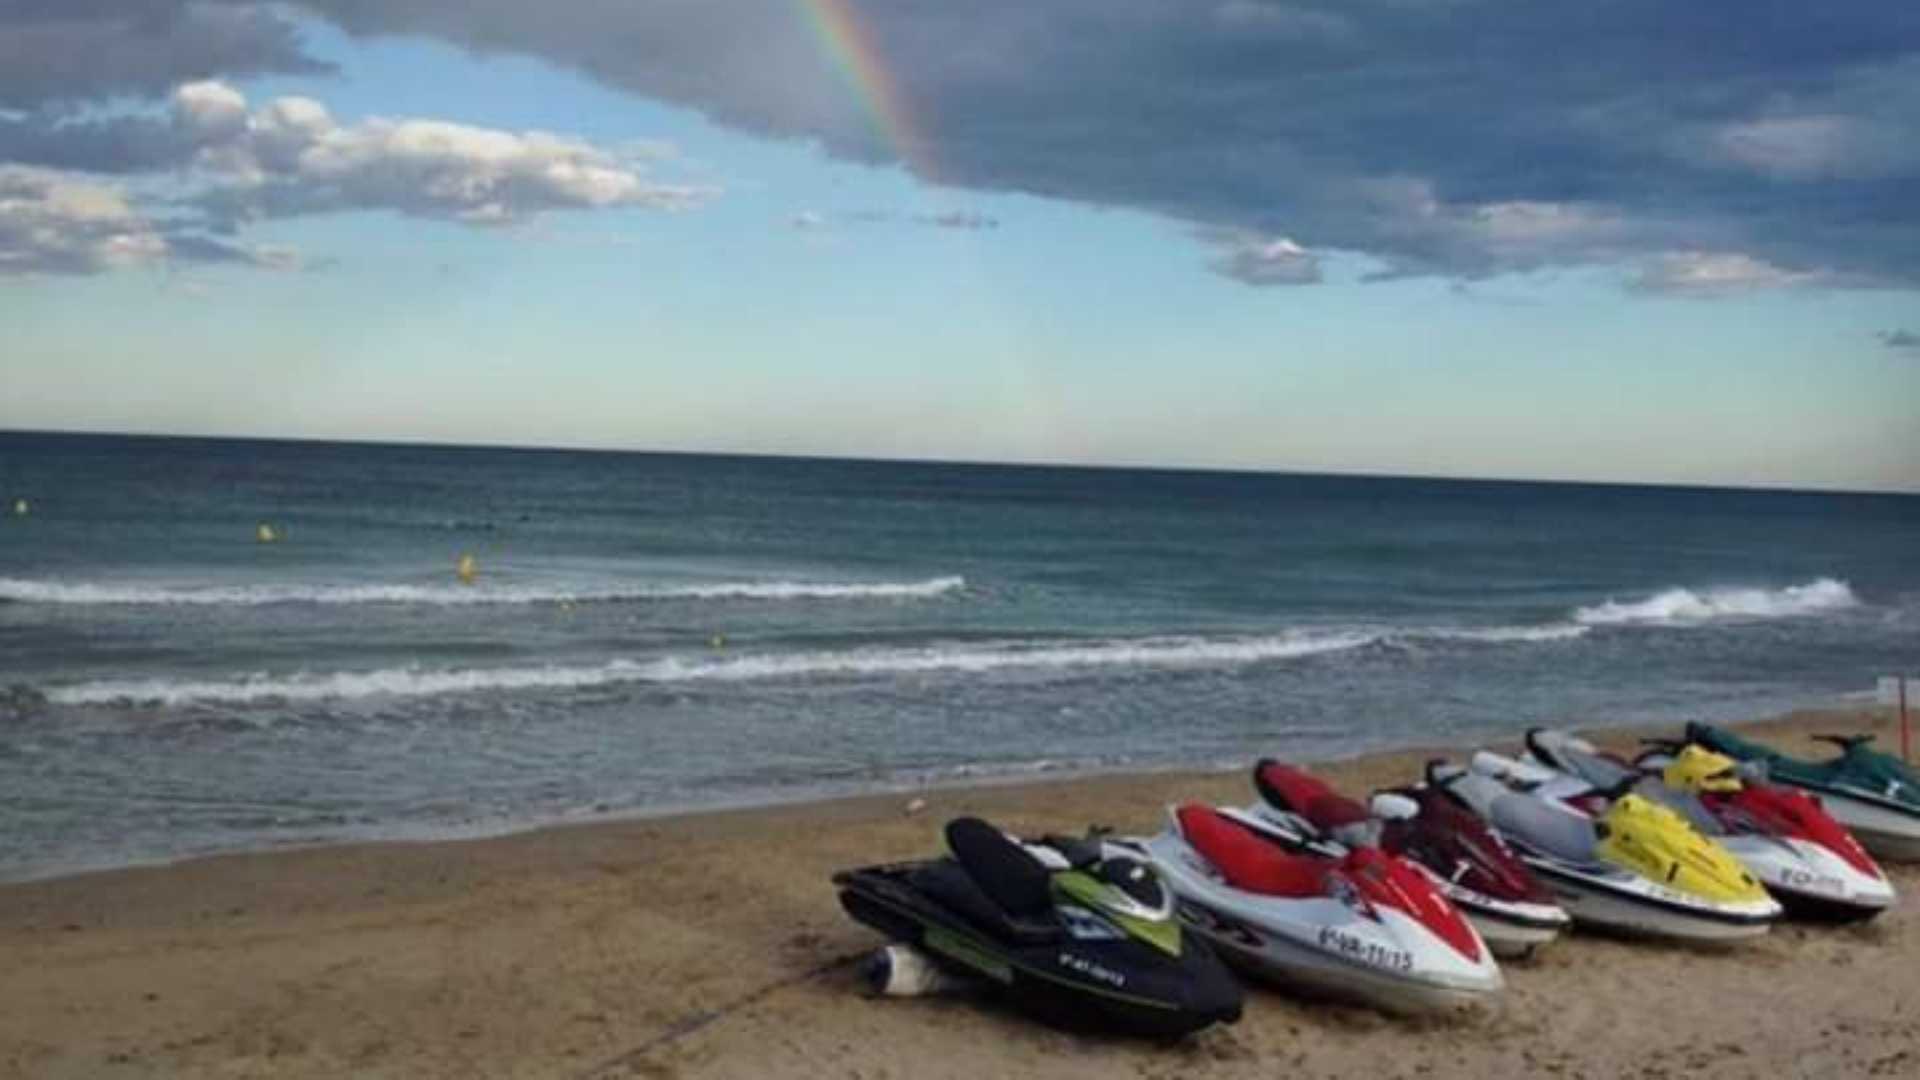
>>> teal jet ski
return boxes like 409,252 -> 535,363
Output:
1687,722 -> 1920,862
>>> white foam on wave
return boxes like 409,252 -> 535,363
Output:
1411,623 -> 1591,644
0,575 -> 966,607
47,630 -> 1376,706
1573,577 -> 1859,626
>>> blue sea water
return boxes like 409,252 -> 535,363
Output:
1,431 -> 1915,880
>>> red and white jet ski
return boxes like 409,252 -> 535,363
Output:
1128,803 -> 1503,1014
1523,728 -> 1894,922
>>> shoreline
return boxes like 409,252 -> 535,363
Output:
3,704 -> 1915,1079
0,688 -> 1871,889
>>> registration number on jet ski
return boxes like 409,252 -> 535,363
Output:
1316,927 -> 1413,972
1778,867 -> 1845,894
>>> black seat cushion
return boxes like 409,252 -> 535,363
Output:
909,859 -> 1060,945
947,817 -> 1055,918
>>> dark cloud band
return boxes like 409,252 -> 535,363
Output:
4,1 -> 1918,287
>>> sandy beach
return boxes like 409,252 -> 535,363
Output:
3,705 -> 1916,1080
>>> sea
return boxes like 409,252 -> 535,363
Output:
1,431 -> 1915,881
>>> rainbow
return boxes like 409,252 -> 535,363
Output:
798,0 -> 937,179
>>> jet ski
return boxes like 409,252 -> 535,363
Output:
833,816 -> 1243,1037
1685,722 -> 1920,863
1522,728 -> 1894,921
1129,802 -> 1503,1014
1636,739 -> 1894,921
1249,759 -> 1570,958
1431,754 -> 1780,942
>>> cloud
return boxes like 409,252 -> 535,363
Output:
268,0 -> 1920,290
0,77 -> 711,275
0,166 -> 166,275
185,88 -> 711,226
1878,329 -> 1920,351
3,3 -> 1918,290
916,211 -> 998,230
0,2 -> 331,108
784,208 -> 999,231
1629,252 -> 1817,296
1200,228 -> 1322,286
162,233 -> 308,271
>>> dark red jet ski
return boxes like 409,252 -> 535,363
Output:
1250,759 -> 1571,957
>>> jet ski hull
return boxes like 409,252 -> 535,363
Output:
1437,886 -> 1571,958
835,863 -> 1242,1038
1178,895 -> 1498,1013
1797,790 -> 1920,863
1139,833 -> 1503,1015
1722,835 -> 1895,922
1524,860 -> 1777,942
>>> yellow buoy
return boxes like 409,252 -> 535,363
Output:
709,634 -> 726,649
456,553 -> 477,585
256,523 -> 279,543
11,498 -> 27,517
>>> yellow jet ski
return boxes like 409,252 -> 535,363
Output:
1430,752 -> 1779,941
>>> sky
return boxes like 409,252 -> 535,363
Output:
2,2 -> 1917,492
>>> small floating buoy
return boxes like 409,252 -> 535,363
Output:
255,523 -> 279,543
11,498 -> 27,517
456,553 -> 477,585
709,633 -> 726,649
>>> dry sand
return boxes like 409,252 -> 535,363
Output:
3,706 -> 1917,1079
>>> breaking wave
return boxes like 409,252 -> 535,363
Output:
47,631 -> 1379,706
1573,578 -> 1858,626
0,575 -> 966,607
1411,623 -> 1591,644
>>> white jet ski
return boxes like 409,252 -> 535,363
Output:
1128,803 -> 1503,1014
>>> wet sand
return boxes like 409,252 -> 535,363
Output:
3,706 -> 1916,1079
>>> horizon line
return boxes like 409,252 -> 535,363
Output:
2,424 -> 1914,499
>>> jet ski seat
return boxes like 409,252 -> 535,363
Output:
1175,804 -> 1327,898
1526,729 -> 1637,789
908,860 -> 1061,944
947,817 -> 1055,916
914,817 -> 1063,943
1630,778 -> 1727,835
1254,760 -> 1371,831
1489,794 -> 1599,865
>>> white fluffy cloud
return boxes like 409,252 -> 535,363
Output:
179,82 -> 710,226
0,167 -> 166,276
0,80 -> 712,277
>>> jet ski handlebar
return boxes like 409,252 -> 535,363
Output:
1038,834 -> 1105,869
1812,733 -> 1875,752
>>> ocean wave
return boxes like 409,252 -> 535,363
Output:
0,575 -> 966,607
1572,577 -> 1858,626
1406,623 -> 1591,644
46,631 -> 1378,706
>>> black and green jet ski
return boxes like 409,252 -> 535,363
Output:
833,816 -> 1243,1037
1688,722 -> 1920,862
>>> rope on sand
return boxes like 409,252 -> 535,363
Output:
573,949 -> 866,1079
